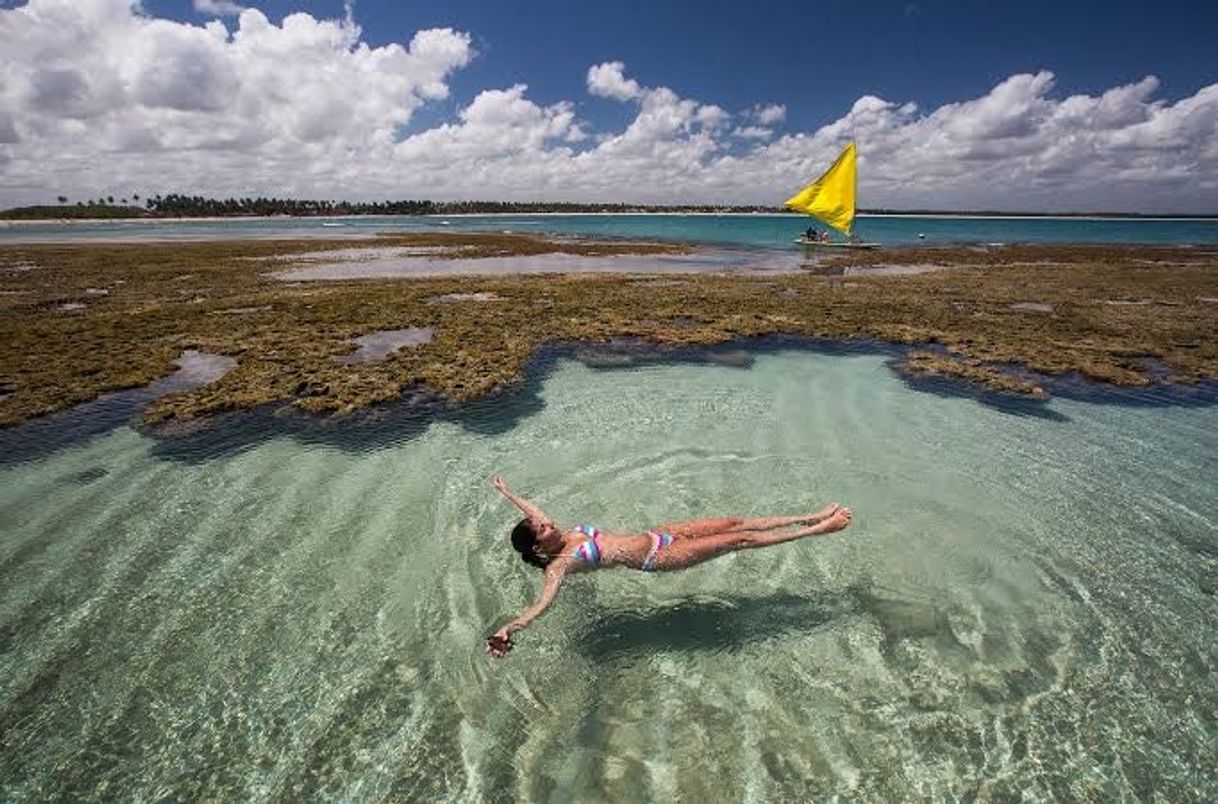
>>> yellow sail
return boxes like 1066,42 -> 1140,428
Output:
784,142 -> 857,236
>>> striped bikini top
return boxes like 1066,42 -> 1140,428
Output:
572,524 -> 603,565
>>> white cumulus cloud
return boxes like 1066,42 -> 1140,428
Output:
194,0 -> 245,17
752,103 -> 786,125
0,0 -> 473,201
586,61 -> 643,102
734,126 -> 773,140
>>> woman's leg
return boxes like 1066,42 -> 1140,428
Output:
650,508 -> 852,570
655,502 -> 839,540
652,517 -> 745,539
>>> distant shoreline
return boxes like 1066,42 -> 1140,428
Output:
3,211 -> 1218,226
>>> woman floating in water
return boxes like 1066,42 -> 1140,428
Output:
486,476 -> 853,657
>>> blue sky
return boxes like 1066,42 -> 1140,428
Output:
1,0 -> 1216,210
147,0 -> 1218,137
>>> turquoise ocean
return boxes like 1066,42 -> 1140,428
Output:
3,212 -> 1218,247
1,216 -> 1217,798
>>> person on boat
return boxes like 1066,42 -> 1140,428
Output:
804,226 -> 817,242
485,476 -> 853,657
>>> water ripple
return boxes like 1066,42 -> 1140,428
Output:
1,350 -> 1216,798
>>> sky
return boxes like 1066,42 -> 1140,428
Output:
1,0 -> 1216,212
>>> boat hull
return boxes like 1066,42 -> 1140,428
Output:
793,238 -> 881,249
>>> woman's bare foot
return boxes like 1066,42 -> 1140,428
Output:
819,507 -> 852,534
808,501 -> 840,523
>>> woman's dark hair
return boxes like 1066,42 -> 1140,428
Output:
510,518 -> 551,570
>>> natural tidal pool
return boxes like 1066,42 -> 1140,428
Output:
1,348 -> 1216,799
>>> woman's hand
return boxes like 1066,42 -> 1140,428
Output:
486,626 -> 515,658
491,476 -> 553,528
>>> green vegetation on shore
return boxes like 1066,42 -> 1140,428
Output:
7,195 -> 1214,220
1,195 -> 779,219
1,204 -> 148,220
1,233 -> 1215,427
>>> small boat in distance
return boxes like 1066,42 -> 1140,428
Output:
786,142 -> 880,249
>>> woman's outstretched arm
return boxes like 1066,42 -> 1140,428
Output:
491,475 -> 554,528
488,564 -> 567,657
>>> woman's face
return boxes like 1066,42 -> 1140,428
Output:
537,522 -> 561,547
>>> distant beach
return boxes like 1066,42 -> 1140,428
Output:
4,210 -> 1218,225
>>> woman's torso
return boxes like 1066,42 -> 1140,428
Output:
559,525 -> 665,572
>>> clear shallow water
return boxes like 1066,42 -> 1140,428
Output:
1,349 -> 1217,799
3,213 -> 1218,247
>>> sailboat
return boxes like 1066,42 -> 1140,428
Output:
786,142 -> 880,249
